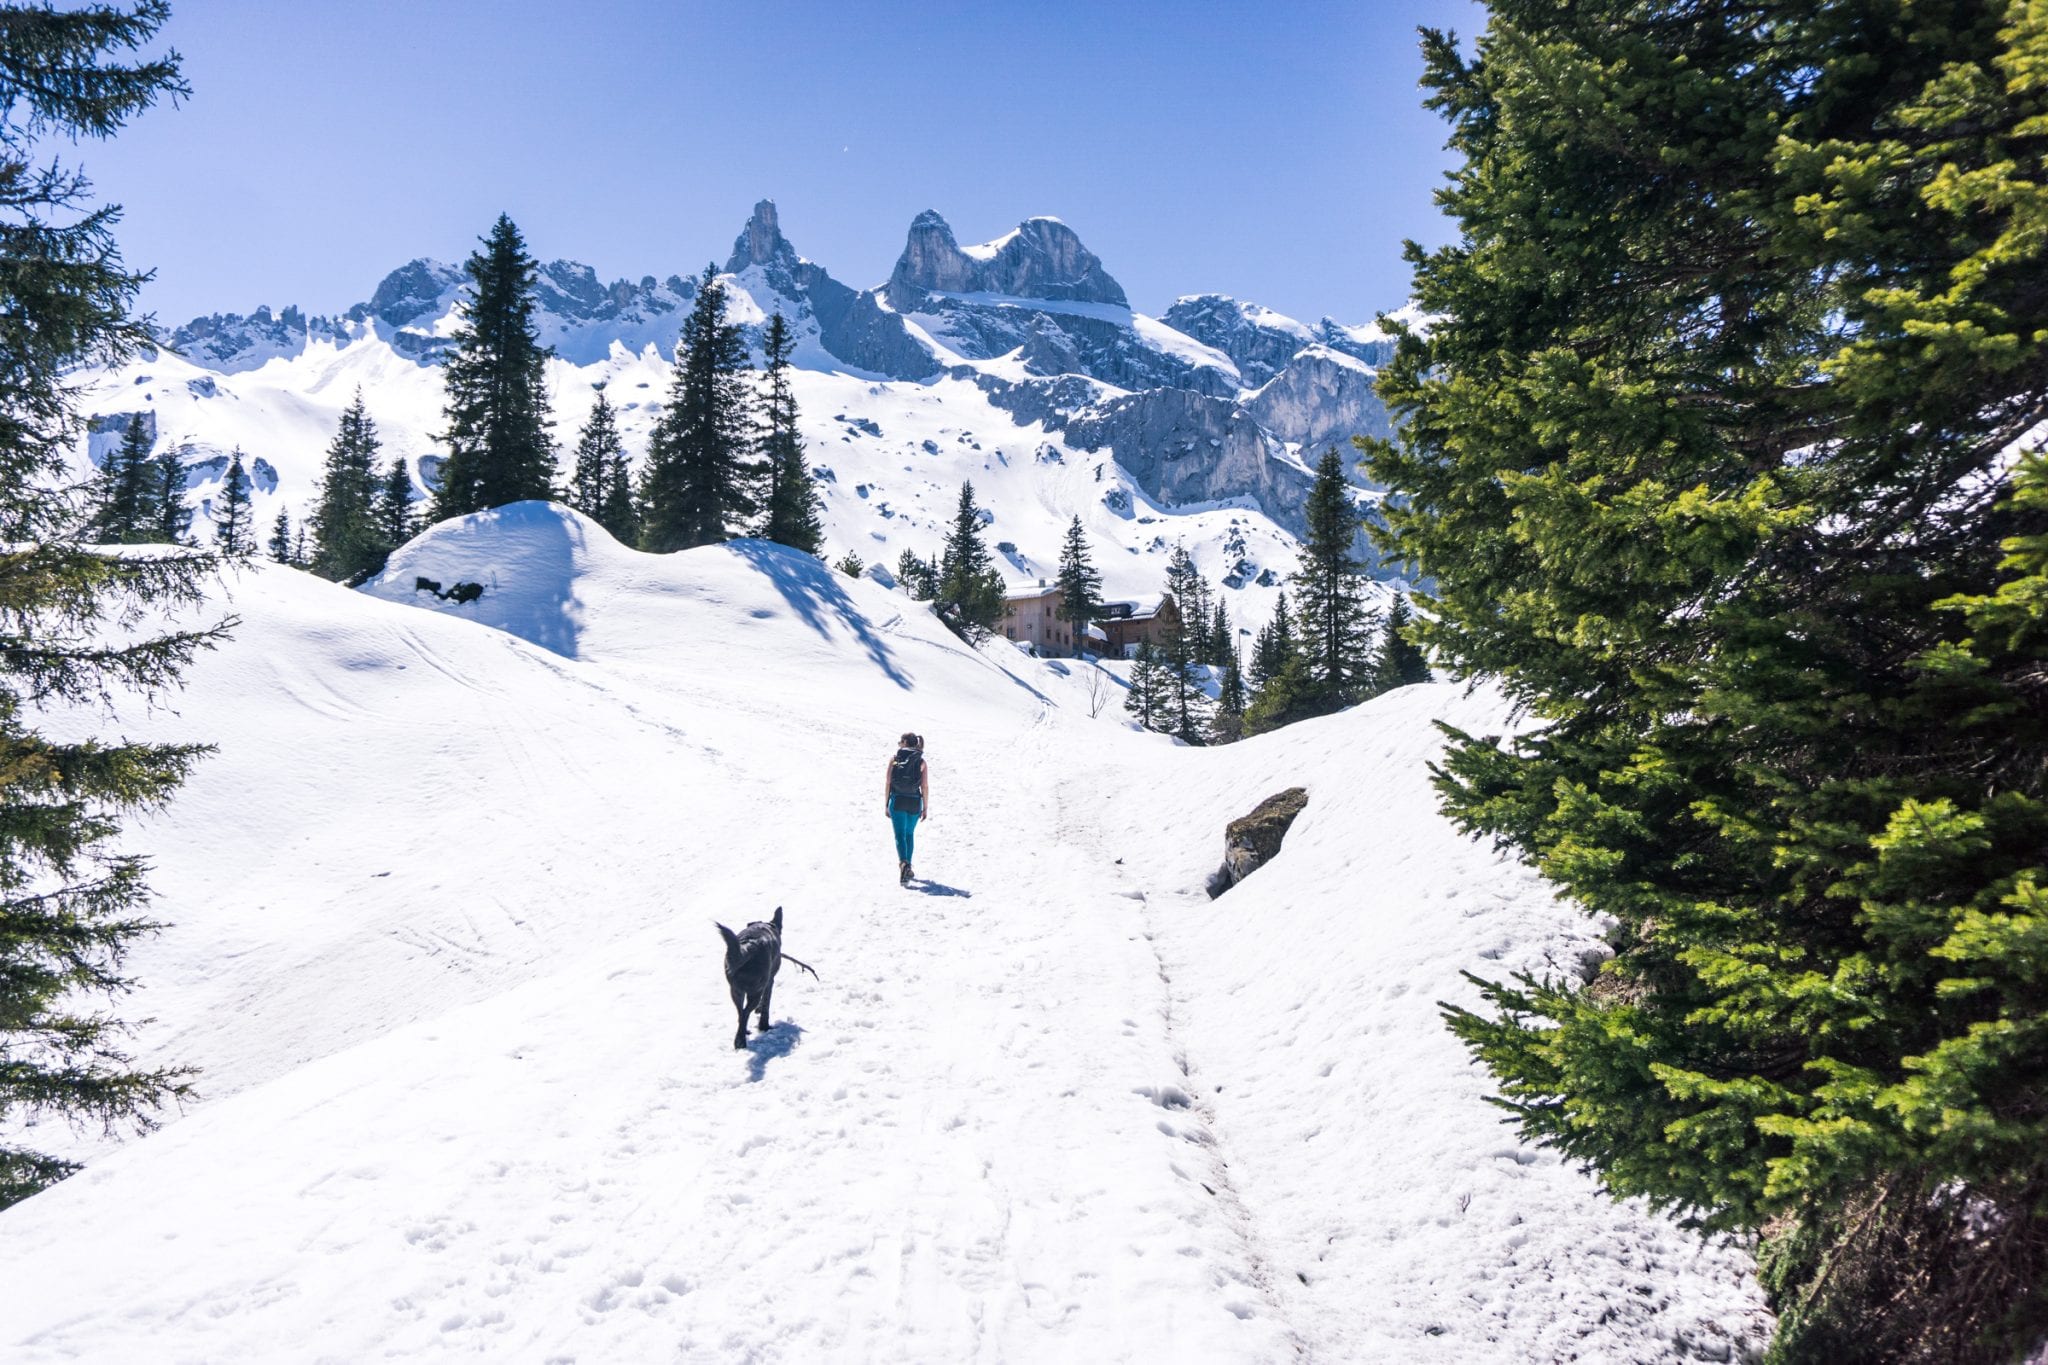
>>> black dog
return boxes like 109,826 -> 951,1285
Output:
715,907 -> 819,1049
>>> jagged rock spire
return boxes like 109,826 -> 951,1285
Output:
726,199 -> 798,274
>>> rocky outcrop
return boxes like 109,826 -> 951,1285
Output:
887,211 -> 1127,307
1207,788 -> 1309,897
1163,294 -> 1397,388
974,374 -> 1315,536
725,200 -> 940,380
166,304 -> 351,371
358,259 -> 464,328
1245,346 -> 1395,470
1162,294 -> 1316,388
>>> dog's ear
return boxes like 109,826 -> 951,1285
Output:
716,923 -> 740,956
772,906 -> 783,933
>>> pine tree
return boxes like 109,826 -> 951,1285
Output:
1250,589 -> 1296,690
267,508 -> 294,565
1165,544 -> 1215,664
834,550 -> 865,579
600,447 -> 639,546
1124,641 -> 1165,730
895,548 -> 937,600
1291,449 -> 1369,710
567,390 -> 620,523
308,391 -> 383,582
431,214 -> 557,520
1208,598 -> 1233,670
89,414 -> 156,542
1209,649 -> 1247,744
1371,591 -> 1429,691
639,265 -> 758,552
1365,6 -> 2048,1357
149,446 -> 188,544
934,481 -> 1005,639
1053,515 -> 1104,649
0,0 -> 224,1209
373,455 -> 416,553
1160,547 -> 1213,744
211,449 -> 254,556
757,312 -> 823,554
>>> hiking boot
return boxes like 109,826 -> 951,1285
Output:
904,863 -> 915,883
898,860 -> 910,885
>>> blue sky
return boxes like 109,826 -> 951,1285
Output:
86,0 -> 1483,329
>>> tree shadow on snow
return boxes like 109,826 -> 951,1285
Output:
912,879 -> 972,898
747,1021 -> 805,1082
729,539 -> 911,690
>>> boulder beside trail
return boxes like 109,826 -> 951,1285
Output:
1206,787 -> 1308,898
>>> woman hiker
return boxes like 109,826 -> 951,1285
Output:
884,731 -> 929,885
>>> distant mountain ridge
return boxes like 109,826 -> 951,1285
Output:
152,201 -> 1402,552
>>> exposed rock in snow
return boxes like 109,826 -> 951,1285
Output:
888,210 -> 1128,307
1246,344 -> 1397,472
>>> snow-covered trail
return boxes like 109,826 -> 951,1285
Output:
0,508 -> 1769,1363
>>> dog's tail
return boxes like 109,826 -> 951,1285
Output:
715,922 -> 741,958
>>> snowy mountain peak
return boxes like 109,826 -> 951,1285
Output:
1162,293 -> 1396,389
725,198 -> 800,275
365,258 -> 464,328
887,210 -> 1127,308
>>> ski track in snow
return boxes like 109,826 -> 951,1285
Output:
0,506 -> 1770,1363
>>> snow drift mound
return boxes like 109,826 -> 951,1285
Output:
361,501 -> 1057,717
0,530 -> 1768,1362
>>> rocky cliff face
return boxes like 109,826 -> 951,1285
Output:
887,211 -> 1127,307
725,200 -> 939,380
1163,294 -> 1396,386
1245,346 -> 1396,474
973,373 -> 1315,538
153,200 -> 1407,574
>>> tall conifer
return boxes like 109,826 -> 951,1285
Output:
1371,591 -> 1429,690
1053,515 -> 1104,647
90,414 -> 155,542
1369,6 -> 2048,1355
373,455 -> 416,553
568,390 -> 620,522
149,446 -> 187,545
211,449 -> 254,557
640,266 -> 757,551
1292,449 -> 1370,707
935,481 -> 1005,639
757,312 -> 823,554
308,391 -> 383,582
0,0 -> 225,1208
431,214 -> 557,520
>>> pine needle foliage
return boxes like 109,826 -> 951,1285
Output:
308,390 -> 382,582
639,266 -> 758,552
431,214 -> 557,520
0,0 -> 229,1209
934,481 -> 1004,640
757,312 -> 823,555
88,414 -> 154,542
1053,515 -> 1104,643
1364,4 -> 2048,1358
567,389 -> 619,523
210,449 -> 253,557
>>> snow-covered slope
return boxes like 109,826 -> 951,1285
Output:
80,200 -> 1409,635
0,506 -> 1768,1362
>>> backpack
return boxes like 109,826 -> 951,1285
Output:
889,749 -> 923,799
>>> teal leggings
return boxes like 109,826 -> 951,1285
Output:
889,801 -> 920,863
